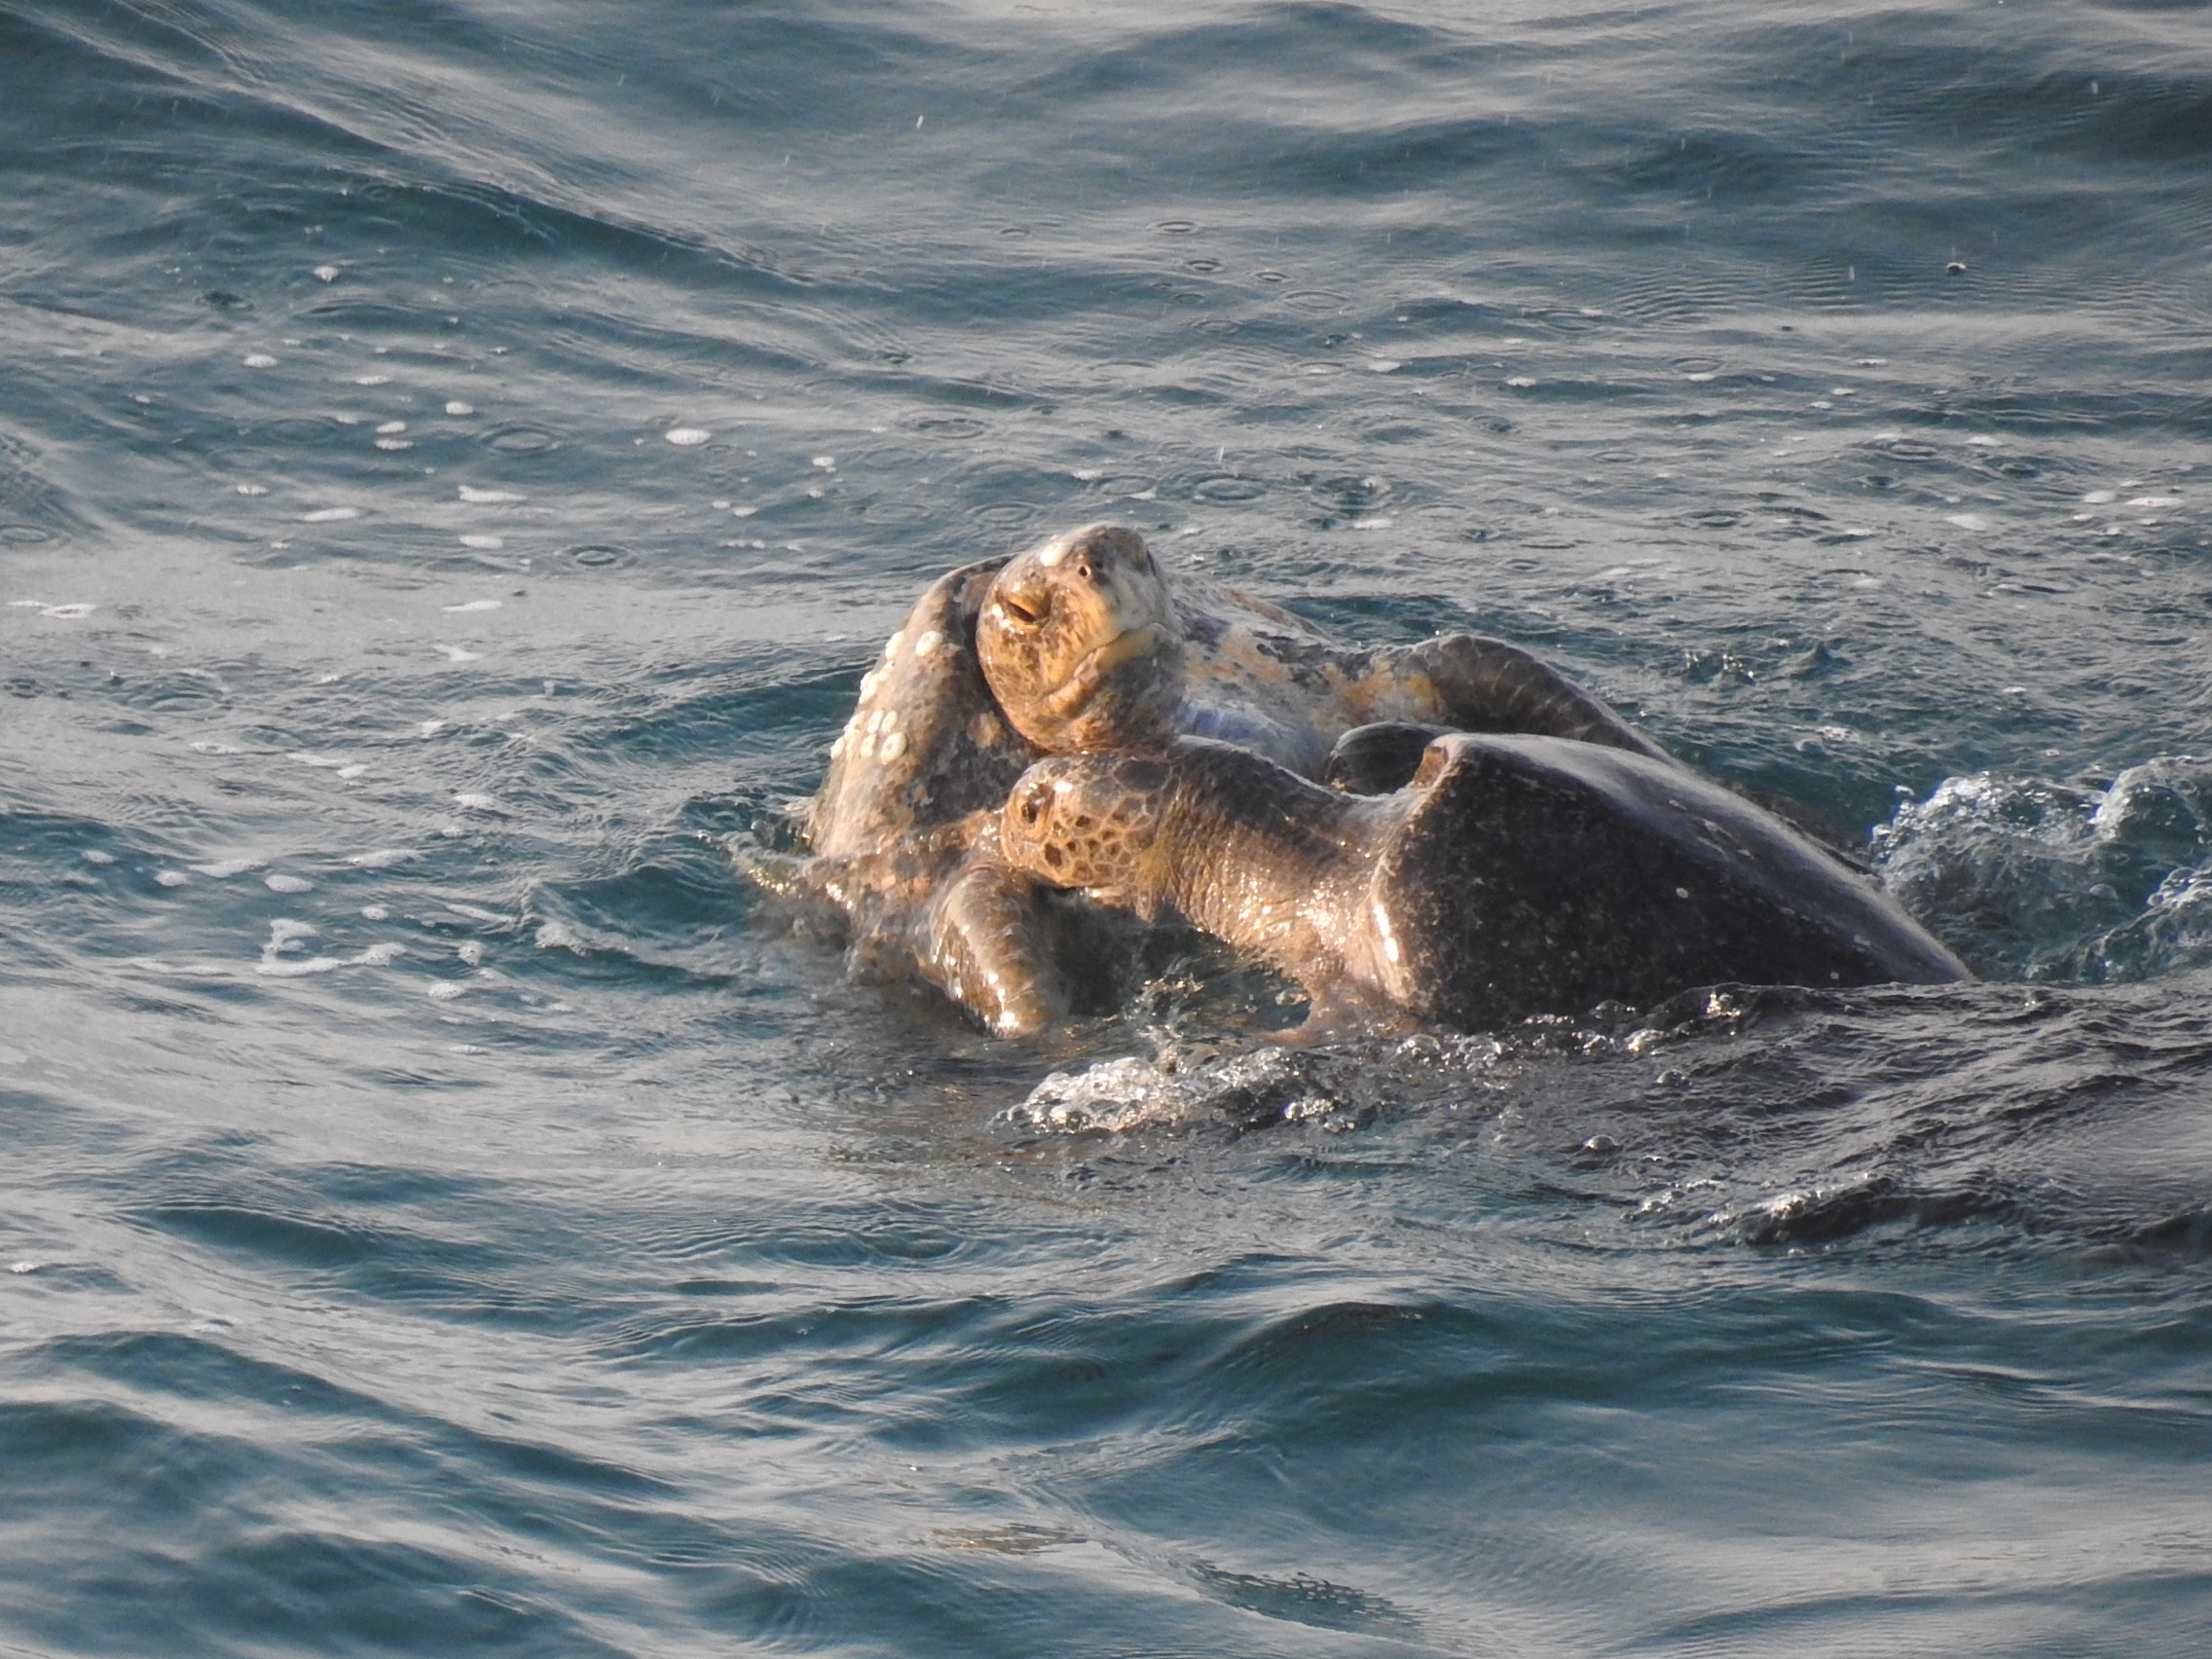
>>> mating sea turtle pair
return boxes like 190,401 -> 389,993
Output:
799,523 -> 1674,1033
794,523 -> 1964,1036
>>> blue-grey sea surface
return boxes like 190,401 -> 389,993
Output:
3,0 -> 2210,1653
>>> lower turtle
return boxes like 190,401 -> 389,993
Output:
785,524 -> 1677,1036
996,731 -> 1969,1036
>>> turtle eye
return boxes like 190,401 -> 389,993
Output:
1014,781 -> 1049,826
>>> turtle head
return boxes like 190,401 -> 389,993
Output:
1000,754 -> 1172,908
977,524 -> 1186,754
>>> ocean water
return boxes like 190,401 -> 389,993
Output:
3,0 -> 2210,1652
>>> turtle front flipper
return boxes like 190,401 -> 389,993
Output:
1323,721 -> 1455,794
1378,634 -> 1671,761
918,857 -> 1072,1038
808,556 -> 1036,860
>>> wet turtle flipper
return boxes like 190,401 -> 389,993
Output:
1386,634 -> 1670,761
919,858 -> 1072,1037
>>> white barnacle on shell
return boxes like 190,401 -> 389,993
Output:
879,730 -> 907,761
913,629 -> 943,656
860,669 -> 884,698
1038,540 -> 1066,567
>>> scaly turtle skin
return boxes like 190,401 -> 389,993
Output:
997,732 -> 1968,1036
794,525 -> 1672,1036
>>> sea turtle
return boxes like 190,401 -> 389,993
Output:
996,731 -> 1968,1036
789,524 -> 1674,1035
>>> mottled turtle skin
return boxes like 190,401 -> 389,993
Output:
998,732 -> 1968,1036
797,524 -> 1673,1036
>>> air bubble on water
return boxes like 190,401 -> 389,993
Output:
347,849 -> 416,868
458,486 -> 523,503
447,903 -> 504,924
288,752 -> 352,769
440,645 -> 483,662
2082,490 -> 2116,503
1351,516 -> 1395,531
417,719 -> 446,737
535,919 -> 585,952
258,917 -> 337,975
445,400 -> 475,416
235,483 -> 268,496
265,873 -> 313,893
1367,359 -> 1402,373
1966,435 -> 2001,447
731,505 -> 756,517
811,456 -> 836,470
313,265 -> 340,282
40,604 -> 93,619
454,793 -> 502,812
666,427 -> 712,446
189,858 -> 260,878
81,849 -> 116,866
1682,372 -> 1715,383
1071,468 -> 1101,481
301,506 -> 360,522
242,354 -> 276,369
2129,496 -> 2181,508
1505,376 -> 1536,388
189,740 -> 243,755
458,535 -> 504,550
361,904 -> 390,920
335,764 -> 367,780
353,375 -> 391,387
1945,513 -> 1989,531
375,438 -> 413,451
377,421 -> 406,434
442,599 -> 501,612
358,942 -> 404,966
155,870 -> 189,887
425,982 -> 467,1000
